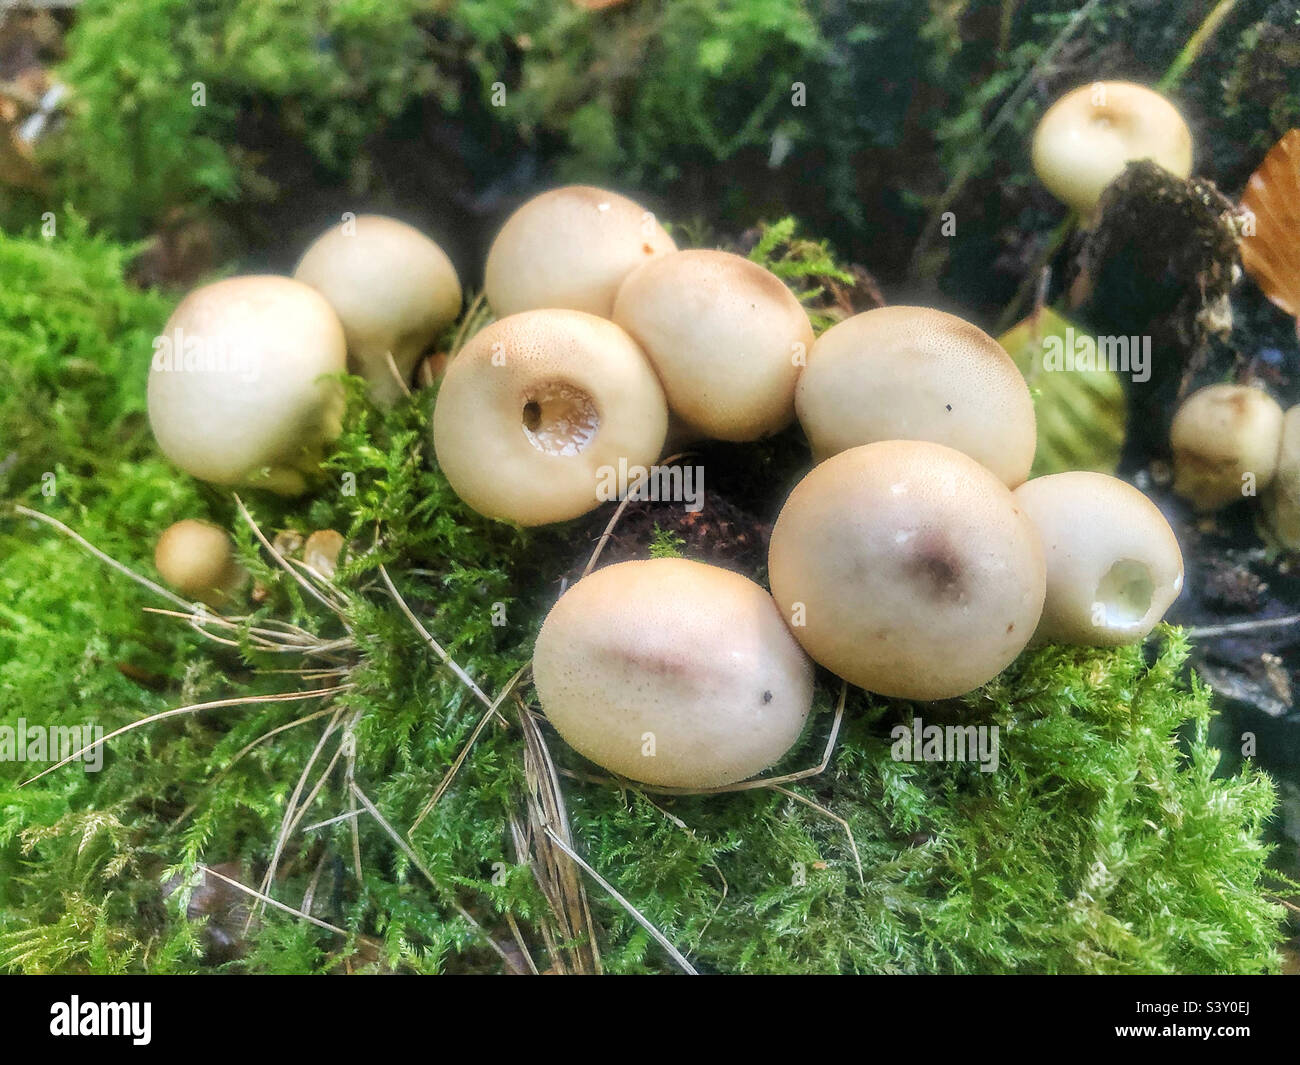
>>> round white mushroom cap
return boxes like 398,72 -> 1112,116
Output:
533,557 -> 814,788
294,214 -> 462,405
768,440 -> 1046,700
1031,81 -> 1193,215
1013,471 -> 1184,646
1170,383 -> 1285,512
796,305 -> 1036,486
484,185 -> 676,318
613,249 -> 814,442
432,309 -> 668,525
148,276 -> 347,496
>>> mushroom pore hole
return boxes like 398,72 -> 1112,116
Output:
1094,558 -> 1154,629
520,380 -> 600,456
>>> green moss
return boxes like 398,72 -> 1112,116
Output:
0,220 -> 1287,974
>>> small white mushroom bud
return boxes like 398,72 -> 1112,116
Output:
294,215 -> 462,405
154,520 -> 246,608
1170,383 -> 1284,511
532,558 -> 814,788
1013,471 -> 1184,646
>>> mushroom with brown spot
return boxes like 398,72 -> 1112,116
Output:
432,309 -> 667,525
1031,82 -> 1193,217
484,186 -> 676,318
1013,471 -> 1183,645
1170,383 -> 1284,511
613,249 -> 814,442
767,440 -> 1046,700
148,276 -> 347,495
795,305 -> 1037,486
294,214 -> 462,405
154,519 -> 247,608
532,557 -> 813,788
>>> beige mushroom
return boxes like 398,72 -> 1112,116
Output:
1170,383 -> 1284,511
768,441 -> 1046,700
532,558 -> 813,788
302,530 -> 345,579
484,186 -> 676,318
1263,404 -> 1300,550
1013,471 -> 1183,645
432,309 -> 668,525
148,276 -> 347,495
154,520 -> 246,608
1032,81 -> 1193,216
294,214 -> 462,405
795,305 -> 1036,486
613,249 -> 814,442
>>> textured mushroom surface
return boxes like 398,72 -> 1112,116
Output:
768,441 -> 1045,700
294,214 -> 461,405
613,249 -> 813,442
1170,383 -> 1284,511
1264,405 -> 1300,550
796,305 -> 1036,486
432,309 -> 667,525
484,185 -> 676,318
533,558 -> 813,788
1013,471 -> 1183,646
147,276 -> 347,495
1031,81 -> 1192,215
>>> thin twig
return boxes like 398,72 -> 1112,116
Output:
1184,614 -> 1300,639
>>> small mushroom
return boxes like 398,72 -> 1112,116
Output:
1032,82 -> 1192,216
532,558 -> 813,788
294,214 -> 462,405
1170,383 -> 1284,511
154,520 -> 246,608
795,305 -> 1036,486
484,185 -> 676,318
1263,404 -> 1300,551
148,276 -> 347,495
302,529 -> 345,579
432,309 -> 668,525
768,441 -> 1046,700
612,249 -> 814,442
1013,471 -> 1183,645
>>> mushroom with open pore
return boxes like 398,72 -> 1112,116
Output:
1032,82 -> 1193,217
768,440 -> 1046,700
432,309 -> 668,525
613,249 -> 814,442
1013,471 -> 1183,646
147,276 -> 347,495
294,214 -> 462,405
1170,383 -> 1284,512
533,558 -> 814,788
484,186 -> 676,318
795,305 -> 1036,486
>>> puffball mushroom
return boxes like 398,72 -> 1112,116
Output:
1263,405 -> 1300,551
1013,472 -> 1183,646
148,276 -> 347,495
532,558 -> 813,788
294,214 -> 462,405
613,249 -> 814,442
1031,82 -> 1193,216
768,441 -> 1046,701
432,309 -> 668,525
795,305 -> 1036,486
154,520 -> 246,608
484,185 -> 676,318
1170,383 -> 1285,511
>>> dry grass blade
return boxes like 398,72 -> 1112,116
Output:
198,864 -> 349,936
19,685 -> 351,787
235,494 -> 352,619
1241,129 -> 1300,318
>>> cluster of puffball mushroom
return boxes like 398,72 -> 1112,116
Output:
145,81 -> 1196,791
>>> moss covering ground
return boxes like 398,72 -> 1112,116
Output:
0,220 -> 1287,973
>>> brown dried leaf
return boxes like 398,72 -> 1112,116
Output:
1241,129 -> 1300,317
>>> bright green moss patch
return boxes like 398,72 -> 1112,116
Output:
0,223 -> 1287,974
